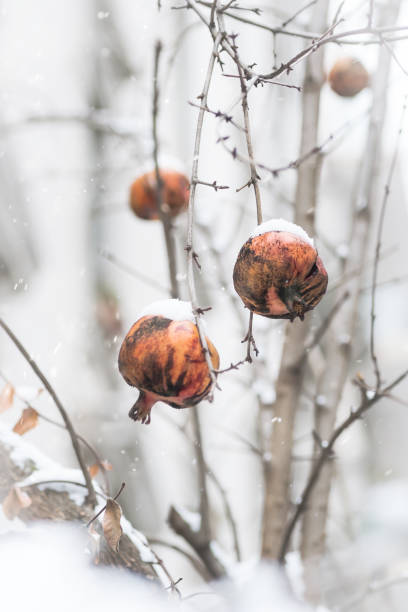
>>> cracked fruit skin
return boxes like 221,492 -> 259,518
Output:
118,315 -> 219,424
328,57 -> 369,98
129,169 -> 190,220
233,231 -> 328,321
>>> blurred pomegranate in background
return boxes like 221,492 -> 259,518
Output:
233,219 -> 328,321
95,288 -> 122,340
129,169 -> 189,220
328,57 -> 369,97
118,300 -> 219,424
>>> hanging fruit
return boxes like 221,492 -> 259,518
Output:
233,219 -> 328,321
118,300 -> 219,424
328,57 -> 369,97
129,169 -> 190,220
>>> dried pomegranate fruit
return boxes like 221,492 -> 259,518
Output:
328,57 -> 369,98
118,300 -> 219,424
129,169 -> 189,220
233,219 -> 328,321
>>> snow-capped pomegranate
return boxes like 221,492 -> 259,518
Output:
233,219 -> 328,321
118,300 -> 219,424
129,169 -> 189,220
328,57 -> 369,97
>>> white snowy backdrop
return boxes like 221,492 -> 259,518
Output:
0,0 -> 408,610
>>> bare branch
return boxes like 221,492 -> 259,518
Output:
0,318 -> 97,507
206,465 -> 241,562
305,291 -> 350,351
281,0 -> 317,28
152,40 -> 179,299
224,28 -> 262,224
99,248 -> 170,294
370,100 -> 406,391
148,538 -> 211,581
279,369 -> 408,561
185,30 -> 223,395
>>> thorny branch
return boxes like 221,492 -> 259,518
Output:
226,30 -> 262,224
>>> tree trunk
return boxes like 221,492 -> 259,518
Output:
262,0 -> 328,560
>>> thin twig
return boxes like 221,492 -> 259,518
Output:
226,30 -> 262,224
188,100 -> 245,132
86,482 -> 125,528
148,538 -> 212,581
185,31 -> 223,395
21,480 -> 107,499
370,101 -> 406,391
152,40 -> 179,299
99,248 -> 170,294
191,408 -> 211,543
193,179 -> 230,190
152,555 -> 183,597
0,318 -> 97,507
380,34 -> 408,77
306,291 -> 350,351
0,369 -> 111,496
281,0 -> 317,28
279,369 -> 408,561
204,461 -> 241,561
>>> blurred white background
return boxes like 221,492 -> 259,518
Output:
0,1 -> 408,609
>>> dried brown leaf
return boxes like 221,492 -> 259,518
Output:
0,383 -> 15,414
12,407 -> 39,435
2,486 -> 32,519
88,464 -> 99,478
102,498 -> 122,552
88,460 -> 113,478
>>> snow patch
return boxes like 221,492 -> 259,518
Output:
249,218 -> 314,246
19,468 -> 89,506
0,524 -> 184,612
286,551 -> 305,599
120,515 -> 157,564
0,506 -> 26,536
0,425 -> 58,473
215,562 -> 313,611
209,540 -> 236,573
138,299 -> 195,322
0,424 -> 95,506
173,504 -> 201,532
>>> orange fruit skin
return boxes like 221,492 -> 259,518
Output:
328,57 -> 369,97
233,231 -> 328,320
118,315 -> 219,423
129,169 -> 190,220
